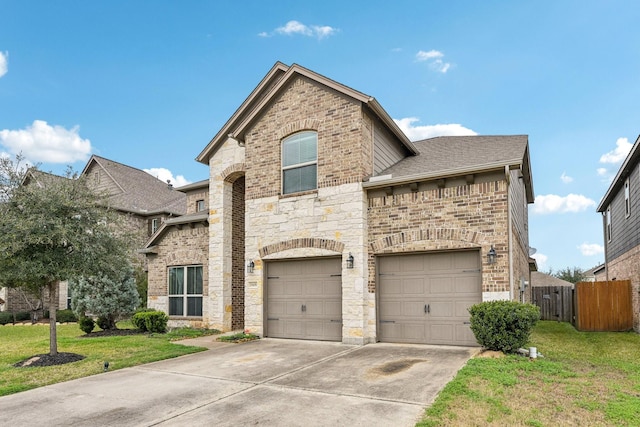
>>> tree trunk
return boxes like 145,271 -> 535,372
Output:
48,281 -> 59,356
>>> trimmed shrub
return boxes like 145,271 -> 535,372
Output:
0,312 -> 14,325
96,316 -> 111,330
468,300 -> 541,353
56,309 -> 78,323
15,311 -> 31,322
132,309 -> 168,333
79,317 -> 96,334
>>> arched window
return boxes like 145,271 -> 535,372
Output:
282,131 -> 317,194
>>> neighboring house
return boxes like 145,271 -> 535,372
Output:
0,156 -> 188,315
142,180 -> 211,328
583,264 -> 605,282
531,271 -> 574,288
144,61 -> 535,346
597,134 -> 640,332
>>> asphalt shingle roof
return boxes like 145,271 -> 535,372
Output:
88,156 -> 186,216
380,135 -> 529,178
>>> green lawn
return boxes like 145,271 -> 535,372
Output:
0,323 -> 215,396
418,321 -> 640,426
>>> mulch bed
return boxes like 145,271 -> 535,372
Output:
14,352 -> 85,367
13,328 -> 144,367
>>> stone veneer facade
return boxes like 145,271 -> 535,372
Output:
602,246 -> 640,332
202,72 -> 530,343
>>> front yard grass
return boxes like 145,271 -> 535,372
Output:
418,321 -> 640,426
0,323 -> 216,397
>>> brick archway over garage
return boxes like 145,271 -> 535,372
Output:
259,238 -> 345,258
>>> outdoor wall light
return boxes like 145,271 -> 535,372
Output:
346,253 -> 354,269
487,246 -> 497,265
247,260 -> 255,274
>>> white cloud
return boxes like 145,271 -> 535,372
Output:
143,167 -> 190,188
416,50 -> 451,73
394,117 -> 477,141
416,50 -> 443,61
0,51 -> 7,78
532,194 -> 596,214
597,168 -> 608,176
560,172 -> 573,184
0,120 -> 92,163
578,242 -> 604,256
262,20 -> 339,39
531,253 -> 548,269
600,137 -> 632,164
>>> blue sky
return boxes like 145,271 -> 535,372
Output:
2,1 -> 640,272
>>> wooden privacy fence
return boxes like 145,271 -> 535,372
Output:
532,286 -> 574,322
574,280 -> 633,332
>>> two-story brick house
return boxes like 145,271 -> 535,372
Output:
146,62 -> 535,346
597,134 -> 640,332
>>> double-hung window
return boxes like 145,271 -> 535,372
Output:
168,265 -> 203,316
282,131 -> 317,195
625,178 -> 630,217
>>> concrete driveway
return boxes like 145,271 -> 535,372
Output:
0,338 -> 476,426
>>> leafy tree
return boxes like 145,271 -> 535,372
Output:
0,155 -> 133,355
134,265 -> 148,308
547,266 -> 586,284
70,264 -> 140,330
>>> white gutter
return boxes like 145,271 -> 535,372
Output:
362,160 -> 522,190
506,165 -> 514,300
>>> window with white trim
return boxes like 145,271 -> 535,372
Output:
196,199 -> 205,212
151,218 -> 159,234
168,265 -> 203,316
625,178 -> 630,217
606,206 -> 612,242
282,131 -> 317,195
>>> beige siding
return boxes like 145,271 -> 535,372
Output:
373,120 -> 409,174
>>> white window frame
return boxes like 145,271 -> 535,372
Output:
196,199 -> 205,212
282,131 -> 318,195
151,218 -> 160,234
168,265 -> 203,317
606,206 -> 612,242
625,178 -> 630,218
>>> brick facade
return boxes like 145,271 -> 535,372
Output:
245,76 -> 371,201
367,179 -> 511,297
603,246 -> 640,332
147,223 -> 209,327
231,176 -> 245,330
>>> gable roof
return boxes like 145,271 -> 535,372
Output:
81,155 -> 186,216
365,135 -> 534,203
196,62 -> 416,164
597,134 -> 640,212
141,211 -> 209,251
531,271 -> 574,287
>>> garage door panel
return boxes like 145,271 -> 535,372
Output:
378,251 -> 481,346
266,258 -> 342,341
430,277 -> 453,294
403,278 -> 427,294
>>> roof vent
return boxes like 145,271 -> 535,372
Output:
167,179 -> 173,190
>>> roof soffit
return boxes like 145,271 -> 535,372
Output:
597,134 -> 640,212
196,62 -> 290,164
197,62 -> 417,163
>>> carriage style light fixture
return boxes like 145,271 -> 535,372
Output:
346,253 -> 354,269
487,246 -> 497,265
247,260 -> 255,274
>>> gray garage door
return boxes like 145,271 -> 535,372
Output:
378,251 -> 481,346
266,258 -> 342,341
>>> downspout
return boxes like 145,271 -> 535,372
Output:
602,211 -> 610,281
506,166 -> 514,300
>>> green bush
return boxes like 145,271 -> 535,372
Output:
468,300 -> 540,353
15,311 -> 31,322
96,316 -> 111,330
79,317 -> 95,334
56,309 -> 78,323
132,309 -> 168,333
0,312 -> 14,325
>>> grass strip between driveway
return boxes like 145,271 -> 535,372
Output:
0,323 -> 213,397
417,321 -> 640,426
